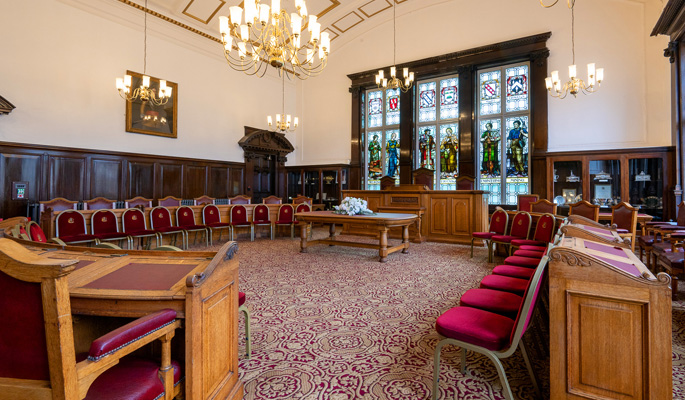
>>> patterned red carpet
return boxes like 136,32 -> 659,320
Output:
200,228 -> 684,399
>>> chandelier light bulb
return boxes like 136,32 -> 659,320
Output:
271,0 -> 281,15
142,75 -> 150,88
268,115 -> 273,126
259,4 -> 270,25
596,68 -> 604,83
294,117 -> 298,127
390,66 -> 396,78
291,13 -> 302,33
568,64 -> 577,79
229,6 -> 242,26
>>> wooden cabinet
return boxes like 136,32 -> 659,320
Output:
286,165 -> 349,209
546,147 -> 674,220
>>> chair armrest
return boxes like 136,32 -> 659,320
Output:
49,238 -> 67,246
88,309 -> 177,361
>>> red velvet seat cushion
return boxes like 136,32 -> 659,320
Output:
459,288 -> 522,319
84,357 -> 182,400
513,249 -> 544,259
491,234 -> 524,244
180,224 -> 206,231
435,307 -> 515,351
472,232 -> 495,240
504,255 -> 540,268
231,221 -> 252,227
155,226 -> 184,233
127,229 -> 158,237
493,264 -> 535,280
519,244 -> 546,251
60,234 -> 98,243
239,291 -> 246,307
93,232 -> 130,241
510,239 -> 546,247
480,275 -> 529,295
207,222 -> 231,228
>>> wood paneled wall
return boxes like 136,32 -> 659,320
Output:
0,141 -> 245,218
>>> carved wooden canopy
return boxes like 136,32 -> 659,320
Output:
238,128 -> 294,157
0,95 -> 15,115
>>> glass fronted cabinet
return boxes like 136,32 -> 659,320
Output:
546,148 -> 673,220
286,171 -> 302,203
285,165 -> 350,209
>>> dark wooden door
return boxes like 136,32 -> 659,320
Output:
247,154 -> 275,204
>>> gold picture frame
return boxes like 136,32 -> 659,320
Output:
125,70 -> 178,138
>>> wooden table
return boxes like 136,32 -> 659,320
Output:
295,211 -> 419,262
19,240 -> 243,400
598,212 -> 654,235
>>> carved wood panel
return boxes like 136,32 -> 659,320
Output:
48,156 -> 85,200
128,161 -> 155,200
451,197 -> 471,235
184,165 -> 208,199
160,164 -> 183,198
210,167 -> 229,199
230,168 -> 244,196
430,197 -> 449,235
90,158 -> 123,200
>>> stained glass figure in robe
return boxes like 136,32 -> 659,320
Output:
368,90 -> 383,128
440,128 -> 458,176
507,119 -> 528,177
386,131 -> 400,178
418,127 -> 436,170
368,132 -> 382,180
480,122 -> 500,177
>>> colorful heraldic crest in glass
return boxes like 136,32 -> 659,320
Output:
368,90 -> 383,128
386,88 -> 400,126
418,82 -> 436,122
440,77 -> 459,120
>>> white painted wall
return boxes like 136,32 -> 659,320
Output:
0,0 -> 298,162
298,0 -> 672,165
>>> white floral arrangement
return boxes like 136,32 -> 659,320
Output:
333,197 -> 374,216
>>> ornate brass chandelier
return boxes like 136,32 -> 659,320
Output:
268,73 -> 298,132
115,0 -> 172,105
375,0 -> 414,92
219,0 -> 330,79
544,0 -> 604,99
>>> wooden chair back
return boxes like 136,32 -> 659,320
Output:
456,176 -> 475,190
530,198 -> 557,215
84,197 -> 116,210
568,200 -> 600,222
380,176 -> 396,190
229,195 -> 252,205
517,194 -> 539,212
157,196 -> 182,207
292,195 -> 313,205
193,195 -> 216,206
611,202 -> 638,232
124,196 -> 153,209
676,201 -> 685,226
262,195 -> 282,204
39,197 -> 77,214
412,168 -> 434,190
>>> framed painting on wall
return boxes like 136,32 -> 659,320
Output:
125,70 -> 178,138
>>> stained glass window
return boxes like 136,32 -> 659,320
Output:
385,129 -> 400,184
440,78 -> 459,120
367,130 -> 383,190
477,63 -> 530,205
418,82 -> 436,122
417,126 -> 437,171
505,65 -> 529,112
386,88 -> 400,125
439,124 -> 459,190
368,90 -> 383,128
479,70 -> 501,116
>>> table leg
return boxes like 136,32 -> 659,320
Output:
379,228 -> 388,263
402,224 -> 410,254
329,223 -> 336,246
299,223 -> 308,253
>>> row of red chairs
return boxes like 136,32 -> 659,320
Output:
51,203 -> 312,249
432,233 -> 555,399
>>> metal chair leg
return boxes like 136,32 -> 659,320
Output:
520,341 -> 542,400
432,339 -> 448,400
239,304 -> 251,358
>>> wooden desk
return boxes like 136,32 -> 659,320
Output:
294,211 -> 418,262
20,241 -> 243,400
549,236 -> 671,399
560,221 -> 631,248
598,212 -> 654,236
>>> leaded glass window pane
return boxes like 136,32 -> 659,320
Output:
368,90 -> 383,128
418,126 -> 437,171
385,129 -> 400,183
505,65 -> 529,112
439,124 -> 459,190
478,118 -> 502,204
479,70 -> 501,116
418,82 -> 436,122
505,116 -> 529,205
367,131 -> 383,190
439,78 -> 459,120
386,88 -> 400,125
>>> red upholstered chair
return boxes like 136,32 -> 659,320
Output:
262,195 -> 282,205
193,195 -> 216,206
122,208 -> 160,249
252,204 -> 273,240
229,195 -> 252,205
84,197 -> 116,210
491,211 -> 532,257
293,195 -> 313,206
294,203 -> 313,239
176,205 -> 209,247
611,202 -> 638,251
55,210 -> 99,246
0,238 -> 183,400
26,221 -> 49,243
91,209 -> 132,249
202,204 -> 232,244
150,206 -> 187,249
471,208 -> 509,263
568,200 -> 600,222
229,205 -> 253,241
274,204 -> 296,238
517,194 -> 539,212
157,196 -> 182,207
455,175 -> 475,190
239,291 -> 252,358
530,198 -> 557,215
432,257 -> 547,400
124,196 -> 153,209
510,213 -> 556,250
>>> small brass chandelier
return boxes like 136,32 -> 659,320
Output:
219,0 -> 330,79
115,0 -> 172,105
375,0 -> 414,92
268,72 -> 298,132
545,0 -> 604,99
